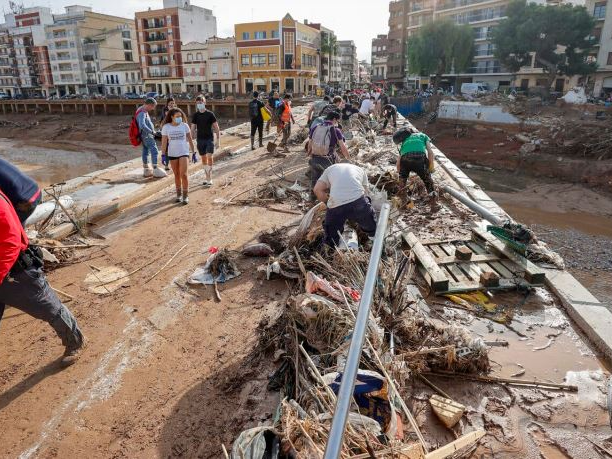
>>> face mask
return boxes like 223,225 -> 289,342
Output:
197,103 -> 205,111
174,117 -> 182,124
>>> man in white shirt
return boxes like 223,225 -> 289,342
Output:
359,96 -> 374,118
313,163 -> 377,246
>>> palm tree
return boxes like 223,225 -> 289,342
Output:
320,32 -> 338,85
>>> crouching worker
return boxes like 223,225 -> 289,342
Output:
0,191 -> 84,366
396,127 -> 438,210
308,111 -> 350,193
381,103 -> 398,129
313,163 -> 377,247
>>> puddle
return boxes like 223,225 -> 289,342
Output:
0,138 -> 133,188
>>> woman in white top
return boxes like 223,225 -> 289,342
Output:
161,108 -> 196,205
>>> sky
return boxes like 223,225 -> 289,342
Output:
1,0 -> 390,61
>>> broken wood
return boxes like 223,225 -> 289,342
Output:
454,246 -> 473,261
144,244 -> 188,284
404,231 -> 449,292
51,286 -> 74,302
430,394 -> 466,428
425,371 -> 578,392
424,429 -> 486,459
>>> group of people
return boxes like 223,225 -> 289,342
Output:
248,91 -> 295,153
305,93 -> 437,247
135,95 -> 220,204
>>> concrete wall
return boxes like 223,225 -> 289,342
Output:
438,100 -> 525,125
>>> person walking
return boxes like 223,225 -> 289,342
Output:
0,158 -> 42,225
396,127 -> 438,210
308,111 -> 350,194
278,94 -> 296,153
0,190 -> 84,366
249,91 -> 265,150
161,108 -> 196,205
136,97 -> 167,178
191,95 -> 220,186
313,163 -> 377,247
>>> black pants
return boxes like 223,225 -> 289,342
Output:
399,154 -> 435,195
250,119 -> 264,145
0,264 -> 83,350
324,196 -> 377,247
382,112 -> 397,129
309,155 -> 336,192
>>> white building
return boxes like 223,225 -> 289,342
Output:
182,37 -> 237,95
101,62 -> 143,95
338,40 -> 358,89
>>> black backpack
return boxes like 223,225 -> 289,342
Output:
249,100 -> 260,119
392,126 -> 412,145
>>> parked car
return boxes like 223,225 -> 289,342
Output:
0,92 -> 10,100
124,92 -> 140,100
461,82 -> 490,97
145,91 -> 159,100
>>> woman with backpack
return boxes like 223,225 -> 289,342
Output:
161,108 -> 196,205
248,91 -> 266,150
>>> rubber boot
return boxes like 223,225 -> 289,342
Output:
429,193 -> 440,213
251,136 -> 255,150
259,134 -> 263,148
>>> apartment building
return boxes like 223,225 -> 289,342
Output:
101,62 -> 142,95
0,27 -> 16,95
371,34 -> 389,85
586,0 -> 612,96
135,0 -> 217,95
307,23 -> 341,88
182,37 -> 237,96
338,40 -> 358,89
0,7 -> 54,97
45,5 -> 137,96
387,0 -> 510,89
235,14 -> 319,95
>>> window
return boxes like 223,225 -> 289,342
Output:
124,52 -> 133,61
242,32 -> 250,40
122,30 -> 131,39
608,52 -> 612,65
223,63 -> 229,75
268,53 -> 278,65
594,2 -> 606,18
187,53 -> 193,62
123,41 -> 132,50
241,54 -> 250,66
105,75 -> 109,84
196,52 -> 202,61
271,30 -> 279,39
254,31 -> 267,39
252,54 -> 266,66
212,63 -> 218,75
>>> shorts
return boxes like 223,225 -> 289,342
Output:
197,138 -> 215,155
169,155 -> 189,161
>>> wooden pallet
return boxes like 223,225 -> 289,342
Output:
403,227 -> 545,294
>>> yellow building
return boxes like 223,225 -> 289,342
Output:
234,14 -> 319,95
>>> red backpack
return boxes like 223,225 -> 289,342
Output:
129,108 -> 145,146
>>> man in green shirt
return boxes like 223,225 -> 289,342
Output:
396,128 -> 438,210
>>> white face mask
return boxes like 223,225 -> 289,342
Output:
174,117 -> 182,124
196,103 -> 205,111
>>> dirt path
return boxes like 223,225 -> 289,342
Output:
0,140 -> 308,458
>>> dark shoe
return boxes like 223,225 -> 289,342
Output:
61,342 -> 84,367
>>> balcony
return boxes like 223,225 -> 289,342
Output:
148,47 -> 168,54
52,32 -> 68,39
147,68 -> 170,78
149,59 -> 169,66
143,20 -> 167,29
146,34 -> 167,42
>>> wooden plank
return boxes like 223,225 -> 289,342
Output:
438,242 -> 456,256
446,263 -> 472,285
473,227 -> 545,284
425,429 -> 486,459
428,244 -> 446,258
466,240 -> 487,255
488,261 -> 515,279
458,262 -> 482,282
422,237 -> 472,246
435,253 -> 501,265
405,232 -> 449,292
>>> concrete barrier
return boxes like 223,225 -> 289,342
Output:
437,100 -> 537,125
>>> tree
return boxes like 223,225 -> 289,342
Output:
492,0 -> 597,90
320,32 -> 338,85
407,19 -> 474,88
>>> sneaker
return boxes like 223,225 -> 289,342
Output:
152,167 -> 167,178
175,195 -> 183,203
164,165 -> 170,171
202,179 -> 210,187
182,196 -> 189,205
208,179 -> 213,186
143,166 -> 153,178
61,344 -> 83,367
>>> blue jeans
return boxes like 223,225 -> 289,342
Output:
142,135 -> 159,166
324,196 -> 377,247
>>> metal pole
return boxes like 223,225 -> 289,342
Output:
442,185 -> 504,226
323,202 -> 391,459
